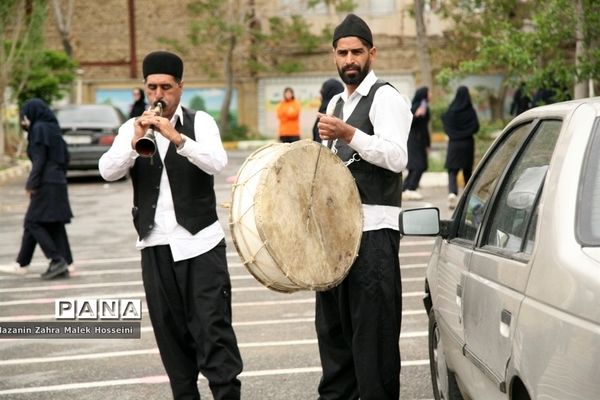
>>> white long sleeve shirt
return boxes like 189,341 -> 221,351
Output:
325,71 -> 412,231
98,104 -> 227,261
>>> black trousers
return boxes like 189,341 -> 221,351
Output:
448,168 -> 472,195
315,229 -> 402,400
141,241 -> 243,400
17,221 -> 73,266
404,168 -> 425,191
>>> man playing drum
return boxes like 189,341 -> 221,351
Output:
316,14 -> 413,400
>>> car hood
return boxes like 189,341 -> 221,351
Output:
60,122 -> 118,130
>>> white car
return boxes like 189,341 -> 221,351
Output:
400,97 -> 600,400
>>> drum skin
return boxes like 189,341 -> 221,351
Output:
229,140 -> 363,293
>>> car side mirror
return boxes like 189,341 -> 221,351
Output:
400,207 -> 445,237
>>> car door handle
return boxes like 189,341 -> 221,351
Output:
500,309 -> 512,338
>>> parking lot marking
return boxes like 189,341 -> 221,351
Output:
0,332 -> 428,365
0,290 -> 426,307
0,359 -> 431,395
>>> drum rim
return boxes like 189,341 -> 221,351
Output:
254,141 -> 363,291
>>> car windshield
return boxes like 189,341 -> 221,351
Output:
56,106 -> 121,125
577,117 -> 600,246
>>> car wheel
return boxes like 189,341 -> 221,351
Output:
429,310 -> 464,400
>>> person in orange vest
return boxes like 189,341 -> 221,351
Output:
276,87 -> 301,142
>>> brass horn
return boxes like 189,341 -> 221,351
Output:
135,100 -> 165,157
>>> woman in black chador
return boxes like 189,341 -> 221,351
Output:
129,87 -> 147,119
403,86 -> 431,200
442,86 -> 479,209
17,99 -> 73,279
312,78 -> 344,142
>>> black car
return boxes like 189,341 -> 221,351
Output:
55,104 -> 126,171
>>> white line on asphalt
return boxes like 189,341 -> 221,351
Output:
0,360 -> 430,395
0,292 -> 425,307
0,263 -> 425,282
0,275 -> 424,293
226,251 -> 432,259
0,309 -> 427,324
0,333 -> 428,366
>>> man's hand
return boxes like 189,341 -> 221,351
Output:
131,111 -> 184,149
317,113 -> 355,144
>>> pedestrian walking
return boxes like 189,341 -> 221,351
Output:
403,86 -> 431,200
0,99 -> 73,279
99,50 -> 243,400
276,87 -> 301,142
316,13 -> 412,400
442,85 -> 479,209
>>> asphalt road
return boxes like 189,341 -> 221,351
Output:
0,149 -> 451,399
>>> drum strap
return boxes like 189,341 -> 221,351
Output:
327,99 -> 345,150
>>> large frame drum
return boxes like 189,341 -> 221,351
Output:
229,140 -> 363,293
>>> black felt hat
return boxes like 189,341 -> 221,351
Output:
142,51 -> 183,80
332,14 -> 373,47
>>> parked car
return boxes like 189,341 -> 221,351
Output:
400,97 -> 600,400
55,104 -> 126,171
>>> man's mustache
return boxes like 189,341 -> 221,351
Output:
343,65 -> 360,72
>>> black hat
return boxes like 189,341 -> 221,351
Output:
332,14 -> 373,47
142,51 -> 183,80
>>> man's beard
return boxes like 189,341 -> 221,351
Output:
338,60 -> 370,85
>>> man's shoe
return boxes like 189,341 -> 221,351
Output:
0,262 -> 29,275
41,259 -> 69,280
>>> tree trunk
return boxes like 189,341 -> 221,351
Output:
413,0 -> 433,89
219,33 -> 236,136
574,0 -> 588,98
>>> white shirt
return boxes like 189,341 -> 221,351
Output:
98,104 -> 227,262
325,71 -> 412,231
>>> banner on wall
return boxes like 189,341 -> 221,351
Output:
95,88 -> 238,123
258,75 -> 415,140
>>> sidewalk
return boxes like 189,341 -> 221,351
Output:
224,139 -> 448,188
0,159 -> 30,185
0,141 -> 447,187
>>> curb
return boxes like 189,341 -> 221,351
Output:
0,144 -> 446,188
0,160 -> 30,185
223,140 -> 447,188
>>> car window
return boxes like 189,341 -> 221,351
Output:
483,120 -> 562,255
456,122 -> 532,242
577,117 -> 600,246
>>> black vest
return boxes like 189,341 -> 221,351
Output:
333,80 -> 403,207
129,107 -> 218,239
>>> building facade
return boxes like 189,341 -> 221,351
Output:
43,0 -> 450,138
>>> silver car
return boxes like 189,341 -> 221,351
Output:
400,97 -> 600,400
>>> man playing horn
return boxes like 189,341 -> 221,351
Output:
99,50 -> 243,400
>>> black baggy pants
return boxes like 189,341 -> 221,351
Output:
141,241 -> 243,400
17,221 -> 73,266
315,229 -> 402,400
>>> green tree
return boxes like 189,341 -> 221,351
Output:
189,95 -> 207,112
161,0 -> 324,137
11,49 -> 77,106
0,0 -> 46,160
437,0 -> 600,119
